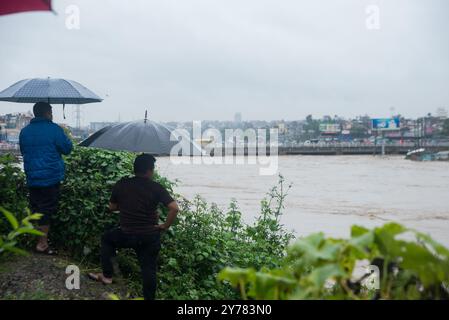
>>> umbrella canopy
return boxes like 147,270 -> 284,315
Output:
79,125 -> 112,146
80,119 -> 203,156
0,0 -> 52,16
0,78 -> 102,104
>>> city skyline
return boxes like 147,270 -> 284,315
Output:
1,107 -> 448,128
1,0 -> 449,126
0,106 -> 449,127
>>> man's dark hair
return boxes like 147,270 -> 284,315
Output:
33,102 -> 52,117
134,153 -> 156,175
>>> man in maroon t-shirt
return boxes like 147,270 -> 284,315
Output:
89,154 -> 179,300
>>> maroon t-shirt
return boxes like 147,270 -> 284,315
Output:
110,176 -> 174,234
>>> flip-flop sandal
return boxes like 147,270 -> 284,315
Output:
88,273 -> 113,285
35,246 -> 58,256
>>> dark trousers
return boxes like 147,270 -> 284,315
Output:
29,183 -> 60,226
101,228 -> 161,300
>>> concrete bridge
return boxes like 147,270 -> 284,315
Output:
278,145 -> 448,155
206,144 -> 449,156
2,145 -> 448,157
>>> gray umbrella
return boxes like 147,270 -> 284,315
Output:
80,117 -> 203,156
0,77 -> 102,104
0,77 -> 102,117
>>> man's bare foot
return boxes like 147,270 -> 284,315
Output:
35,243 -> 58,255
36,242 -> 48,252
88,273 -> 113,285
36,225 -> 50,252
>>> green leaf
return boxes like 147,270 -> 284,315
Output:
305,263 -> 346,288
15,227 -> 44,236
108,293 -> 120,300
350,225 -> 369,237
0,207 -> 19,230
218,267 -> 254,287
414,231 -> 449,258
3,246 -> 28,256
26,213 -> 43,221
168,258 -> 178,268
348,229 -> 374,255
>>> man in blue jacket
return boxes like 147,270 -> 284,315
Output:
19,102 -> 73,254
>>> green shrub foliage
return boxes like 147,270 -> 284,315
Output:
2,149 -> 449,300
219,223 -> 449,300
51,147 -> 135,257
0,154 -> 28,236
44,147 -> 292,299
156,194 -> 293,299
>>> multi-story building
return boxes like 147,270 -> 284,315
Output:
0,112 -> 33,130
0,112 -> 33,143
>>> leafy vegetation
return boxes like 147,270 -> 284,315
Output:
52,147 -> 178,260
0,207 -> 43,255
51,147 -> 136,258
154,186 -> 293,299
0,154 -> 42,254
20,147 -> 292,299
0,154 -> 29,236
2,150 -> 449,300
219,223 -> 449,300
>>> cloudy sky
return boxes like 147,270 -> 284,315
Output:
0,0 -> 448,126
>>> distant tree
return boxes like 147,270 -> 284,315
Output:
350,123 -> 368,138
442,119 -> 449,137
301,115 -> 320,139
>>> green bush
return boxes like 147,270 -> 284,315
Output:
51,147 -> 175,258
2,149 -> 448,300
51,147 -> 134,257
156,189 -> 293,299
52,147 -> 292,299
219,223 -> 449,300
0,154 -> 28,236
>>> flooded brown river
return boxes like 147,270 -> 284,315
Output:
157,155 -> 449,246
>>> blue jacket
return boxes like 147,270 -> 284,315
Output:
19,117 -> 73,187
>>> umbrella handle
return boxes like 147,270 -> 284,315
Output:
63,103 -> 66,119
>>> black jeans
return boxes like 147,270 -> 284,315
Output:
101,228 -> 161,300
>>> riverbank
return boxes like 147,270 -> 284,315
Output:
0,253 -> 128,300
1,148 -> 448,300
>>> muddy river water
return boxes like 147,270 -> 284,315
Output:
157,155 -> 449,246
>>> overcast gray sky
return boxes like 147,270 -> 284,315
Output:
0,0 -> 448,126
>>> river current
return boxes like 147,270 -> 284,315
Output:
156,155 -> 449,246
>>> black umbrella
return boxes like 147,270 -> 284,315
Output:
80,125 -> 112,146
80,114 -> 202,156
